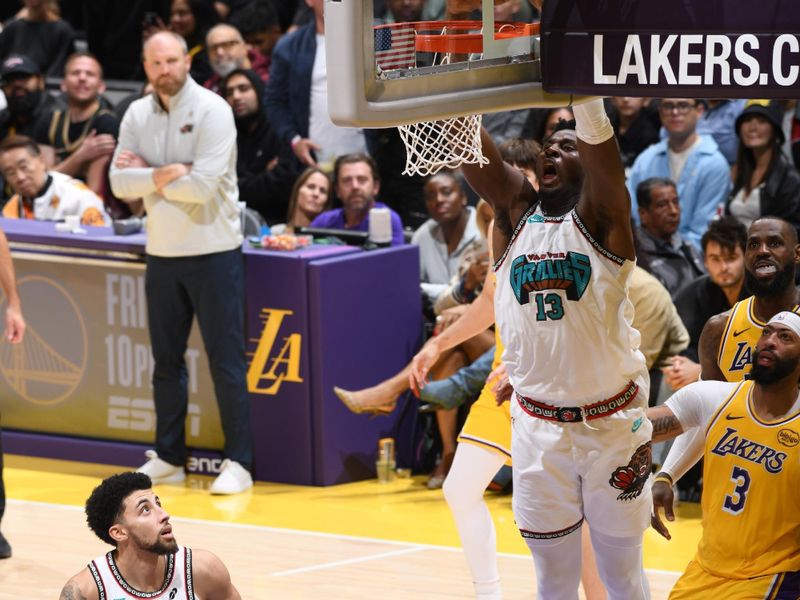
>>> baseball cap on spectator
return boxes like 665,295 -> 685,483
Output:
0,54 -> 41,82
735,100 -> 785,145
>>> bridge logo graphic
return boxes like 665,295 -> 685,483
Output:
0,275 -> 88,405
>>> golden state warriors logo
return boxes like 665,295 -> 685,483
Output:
247,308 -> 303,395
0,275 -> 88,405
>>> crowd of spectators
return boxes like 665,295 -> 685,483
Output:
1,0 -> 800,490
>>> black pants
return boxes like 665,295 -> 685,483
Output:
146,249 -> 252,469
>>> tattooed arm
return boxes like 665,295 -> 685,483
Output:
59,570 -> 98,600
647,405 -> 684,443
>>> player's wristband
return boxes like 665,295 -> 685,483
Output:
290,134 -> 302,149
572,99 -> 614,145
653,473 -> 674,486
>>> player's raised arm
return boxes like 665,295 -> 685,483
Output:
572,99 -> 635,261
460,129 -> 534,245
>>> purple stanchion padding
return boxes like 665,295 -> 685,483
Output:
307,246 -> 422,485
244,245 -> 360,484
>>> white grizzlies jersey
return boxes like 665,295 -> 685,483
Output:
88,546 -> 197,599
494,206 -> 647,406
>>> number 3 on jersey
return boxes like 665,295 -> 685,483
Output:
723,465 -> 751,514
534,293 -> 564,321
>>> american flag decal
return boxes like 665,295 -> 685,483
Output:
374,26 -> 416,70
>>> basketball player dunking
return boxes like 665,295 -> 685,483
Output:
456,92 -> 652,596
652,217 -> 800,515
59,472 -> 240,600
649,311 -> 800,598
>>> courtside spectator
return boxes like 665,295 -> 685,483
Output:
0,0 -> 76,77
222,68 -> 289,223
264,0 -> 367,171
0,54 -> 59,140
0,136 -> 109,226
204,24 -> 269,95
35,53 -> 119,198
270,167 -> 332,234
666,217 -> 749,391
311,153 -> 404,245
725,100 -> 800,233
412,172 -> 481,308
636,177 -> 705,296
628,98 -> 731,250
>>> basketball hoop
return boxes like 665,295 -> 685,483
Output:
374,20 -> 539,175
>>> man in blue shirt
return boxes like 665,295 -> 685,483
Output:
311,153 -> 405,245
628,98 -> 731,251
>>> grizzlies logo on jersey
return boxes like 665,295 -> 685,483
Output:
509,251 -> 592,305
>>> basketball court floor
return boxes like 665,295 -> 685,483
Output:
0,454 -> 700,598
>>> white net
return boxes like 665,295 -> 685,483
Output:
398,114 -> 489,176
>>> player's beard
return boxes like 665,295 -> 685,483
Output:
750,350 -> 799,384
745,259 -> 796,297
132,531 -> 179,555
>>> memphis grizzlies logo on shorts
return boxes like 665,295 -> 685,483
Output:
609,442 -> 652,501
509,251 -> 592,321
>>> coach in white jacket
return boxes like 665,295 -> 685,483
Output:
110,31 -> 252,495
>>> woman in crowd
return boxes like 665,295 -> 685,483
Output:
270,167 -> 332,234
725,101 -> 800,231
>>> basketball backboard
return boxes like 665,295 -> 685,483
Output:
325,0 -> 582,128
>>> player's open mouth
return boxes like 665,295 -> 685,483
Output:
541,162 -> 558,185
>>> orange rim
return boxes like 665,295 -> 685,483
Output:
374,20 -> 539,56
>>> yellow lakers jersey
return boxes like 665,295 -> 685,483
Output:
697,380 -> 800,578
717,297 -> 800,381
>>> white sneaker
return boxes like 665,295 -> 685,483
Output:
209,460 -> 253,495
136,450 -> 186,485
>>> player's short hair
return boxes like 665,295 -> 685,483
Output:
635,177 -> 676,210
85,472 -> 152,546
333,153 -> 380,186
0,135 -> 41,158
751,216 -> 799,247
701,216 -> 747,255
64,51 -> 103,79
548,117 -> 576,138
498,138 -> 541,171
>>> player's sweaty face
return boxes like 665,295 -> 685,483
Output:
537,130 -> 581,192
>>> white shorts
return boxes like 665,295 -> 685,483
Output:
510,380 -> 653,540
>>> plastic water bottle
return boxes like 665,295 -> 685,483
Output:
368,207 -> 392,247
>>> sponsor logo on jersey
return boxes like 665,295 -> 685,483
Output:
728,341 -> 752,372
778,429 -> 800,447
711,427 -> 787,473
509,251 -> 591,305
528,214 -> 545,223
631,416 -> 643,432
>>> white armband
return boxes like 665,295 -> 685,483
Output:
572,99 -> 614,145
